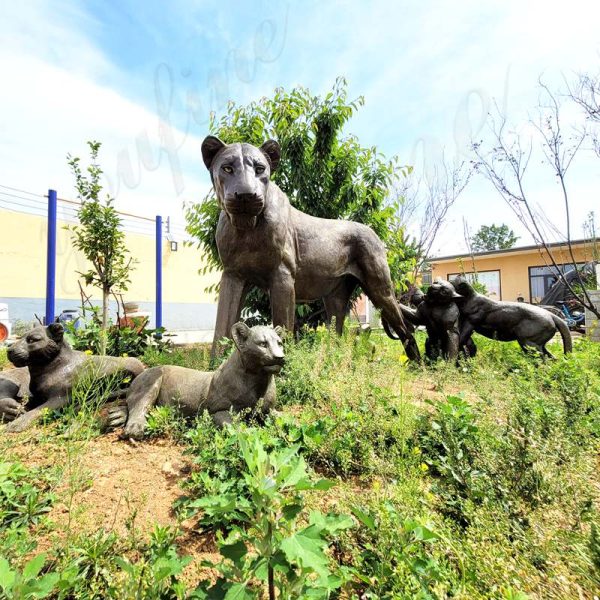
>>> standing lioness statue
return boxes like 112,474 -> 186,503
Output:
201,136 -> 420,361
108,323 -> 285,439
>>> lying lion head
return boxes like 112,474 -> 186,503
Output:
201,136 -> 281,230
231,322 -> 285,374
8,323 -> 65,368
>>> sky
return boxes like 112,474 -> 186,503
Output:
1,0 -> 599,254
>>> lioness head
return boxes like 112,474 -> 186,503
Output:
201,136 -> 281,230
8,323 -> 65,368
231,322 -> 285,374
426,279 -> 462,305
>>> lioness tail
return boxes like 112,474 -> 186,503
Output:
552,314 -> 573,354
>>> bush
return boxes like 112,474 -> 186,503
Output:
64,307 -> 170,357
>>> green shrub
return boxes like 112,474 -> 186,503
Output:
418,395 -> 486,527
344,500 -> 448,599
0,460 -> 56,562
145,405 -> 187,440
64,307 -> 170,357
190,427 -> 354,599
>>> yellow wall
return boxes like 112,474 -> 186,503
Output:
431,243 -> 594,302
0,208 -> 220,304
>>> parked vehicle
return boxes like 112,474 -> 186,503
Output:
556,299 -> 585,332
0,303 -> 10,342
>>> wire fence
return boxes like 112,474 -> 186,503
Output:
0,184 -> 191,239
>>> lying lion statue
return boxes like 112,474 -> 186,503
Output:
0,367 -> 30,422
107,322 -> 284,440
3,323 -> 145,433
452,278 -> 572,357
201,136 -> 419,362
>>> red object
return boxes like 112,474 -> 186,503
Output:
0,323 -> 8,342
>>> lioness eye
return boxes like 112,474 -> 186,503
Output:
222,165 -> 233,174
255,165 -> 266,174
260,341 -> 268,347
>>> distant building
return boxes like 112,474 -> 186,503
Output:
0,199 -> 220,331
428,239 -> 596,303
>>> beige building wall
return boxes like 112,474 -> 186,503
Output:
431,243 -> 594,302
0,208 -> 220,328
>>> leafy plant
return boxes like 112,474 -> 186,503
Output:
0,461 -> 54,531
66,141 -> 135,353
348,502 -> 444,598
146,405 -> 186,439
419,395 -> 485,526
470,223 -> 519,252
192,428 -> 353,599
0,554 -> 59,600
64,306 -> 169,357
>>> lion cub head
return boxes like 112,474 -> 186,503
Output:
8,323 -> 65,368
450,276 -> 476,299
231,322 -> 285,374
426,279 -> 462,305
201,136 -> 281,230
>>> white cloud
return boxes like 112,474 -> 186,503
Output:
0,3 -> 211,232
1,0 -> 599,254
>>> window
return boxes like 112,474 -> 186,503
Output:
421,270 -> 432,285
528,263 -> 584,302
448,270 -> 501,299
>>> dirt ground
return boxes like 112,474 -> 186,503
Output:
4,430 -> 221,586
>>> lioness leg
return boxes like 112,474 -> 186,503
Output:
212,272 -> 249,359
324,278 -> 357,335
122,369 -> 164,440
270,267 -> 296,331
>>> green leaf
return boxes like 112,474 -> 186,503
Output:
280,526 -> 330,578
312,478 -> 336,491
309,511 -> 354,535
223,582 -> 257,600
23,553 -> 46,580
351,506 -> 376,530
220,539 -> 248,566
0,558 -> 15,591
282,503 -> 303,521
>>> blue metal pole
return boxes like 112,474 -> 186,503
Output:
155,215 -> 163,331
45,189 -> 57,324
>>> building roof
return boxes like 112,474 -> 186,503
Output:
430,238 -> 591,264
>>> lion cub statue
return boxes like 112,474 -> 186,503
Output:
108,322 -> 285,440
3,323 -> 145,433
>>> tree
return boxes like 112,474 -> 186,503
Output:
569,69 -> 600,158
472,77 -> 600,319
470,223 -> 518,252
185,78 -> 411,325
67,141 -> 134,353
392,156 -> 472,286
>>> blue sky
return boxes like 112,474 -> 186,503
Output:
1,0 -> 599,253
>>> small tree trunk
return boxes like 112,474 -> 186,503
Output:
101,287 -> 109,355
268,564 -> 275,600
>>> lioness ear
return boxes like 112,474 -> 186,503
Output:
231,322 -> 251,349
274,325 -> 284,338
47,322 -> 64,342
202,136 -> 227,170
260,139 -> 281,173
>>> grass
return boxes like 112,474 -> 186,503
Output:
0,347 -> 8,370
0,329 -> 599,598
